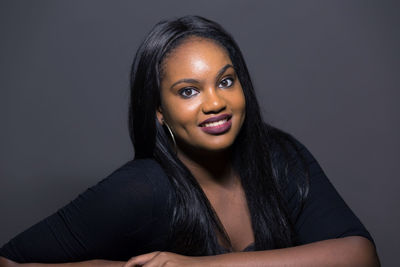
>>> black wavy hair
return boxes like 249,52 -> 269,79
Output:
128,15 -> 308,256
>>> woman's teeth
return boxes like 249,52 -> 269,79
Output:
203,119 -> 227,127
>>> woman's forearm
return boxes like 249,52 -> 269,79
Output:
1,236 -> 380,267
0,257 -> 124,267
201,236 -> 380,267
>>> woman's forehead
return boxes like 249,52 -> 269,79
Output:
161,38 -> 232,80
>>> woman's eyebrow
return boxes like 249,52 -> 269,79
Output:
169,78 -> 200,90
169,64 -> 234,90
216,64 -> 234,80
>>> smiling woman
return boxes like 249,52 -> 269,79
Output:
0,15 -> 380,267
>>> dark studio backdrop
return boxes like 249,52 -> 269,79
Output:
0,1 -> 398,266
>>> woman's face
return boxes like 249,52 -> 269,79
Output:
157,38 -> 246,155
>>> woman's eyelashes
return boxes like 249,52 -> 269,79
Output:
178,87 -> 199,98
218,76 -> 234,88
177,77 -> 235,99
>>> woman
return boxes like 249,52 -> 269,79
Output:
0,15 -> 379,266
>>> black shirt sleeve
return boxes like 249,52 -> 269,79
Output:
279,135 -> 374,245
0,159 -> 173,263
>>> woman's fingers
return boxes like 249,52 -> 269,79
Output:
124,251 -> 160,267
124,251 -> 200,267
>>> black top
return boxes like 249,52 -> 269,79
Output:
0,135 -> 373,263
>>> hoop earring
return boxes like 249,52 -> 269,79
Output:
163,120 -> 177,155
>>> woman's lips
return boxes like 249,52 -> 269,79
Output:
199,116 -> 232,135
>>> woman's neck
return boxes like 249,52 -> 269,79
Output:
177,147 -> 238,190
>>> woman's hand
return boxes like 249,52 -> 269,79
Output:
0,257 -> 18,267
124,251 -> 210,267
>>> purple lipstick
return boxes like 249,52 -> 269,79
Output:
199,114 -> 232,135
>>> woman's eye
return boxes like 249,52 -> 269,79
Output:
179,87 -> 199,98
219,77 -> 234,88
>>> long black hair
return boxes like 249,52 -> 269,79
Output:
129,15 -> 308,255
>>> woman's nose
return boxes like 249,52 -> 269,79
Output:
201,87 -> 226,114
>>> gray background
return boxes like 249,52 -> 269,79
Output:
0,0 -> 398,266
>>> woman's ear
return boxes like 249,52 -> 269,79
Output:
156,106 -> 163,124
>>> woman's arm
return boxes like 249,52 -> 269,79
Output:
125,236 -> 379,267
2,235 -> 380,267
203,236 -> 379,267
0,159 -> 173,264
0,257 -> 124,267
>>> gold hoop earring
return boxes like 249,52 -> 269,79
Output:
162,120 -> 177,155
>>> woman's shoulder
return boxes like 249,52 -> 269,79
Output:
101,158 -> 173,194
265,125 -> 330,191
72,158 -> 175,234
264,124 -> 311,177
109,157 -> 167,178
265,125 -> 374,245
265,124 -> 307,157
96,158 -> 175,218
